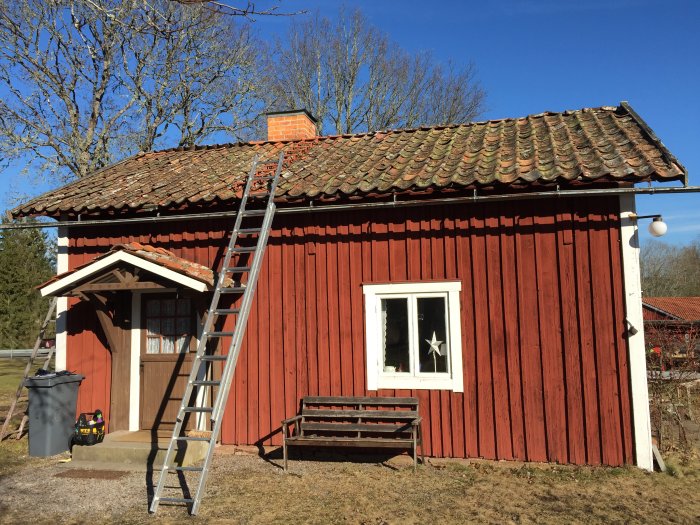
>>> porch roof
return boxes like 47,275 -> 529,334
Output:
39,242 -> 215,296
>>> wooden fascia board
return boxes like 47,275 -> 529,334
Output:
40,251 -> 210,296
71,281 -> 167,293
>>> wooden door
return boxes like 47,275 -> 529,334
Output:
140,295 -> 200,432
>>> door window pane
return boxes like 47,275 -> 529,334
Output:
161,318 -> 175,336
381,298 -> 410,373
147,318 -> 160,337
146,300 -> 160,316
146,337 -> 160,354
176,317 -> 190,335
162,336 -> 175,354
162,299 -> 176,316
145,297 -> 193,354
175,335 -> 190,353
176,299 -> 191,315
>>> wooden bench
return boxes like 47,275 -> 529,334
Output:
281,396 -> 424,471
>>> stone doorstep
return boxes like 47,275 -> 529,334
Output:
69,431 -> 207,469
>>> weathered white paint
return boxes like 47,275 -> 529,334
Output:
40,250 -> 209,296
619,195 -> 654,471
129,292 -> 141,431
194,311 -> 207,431
55,227 -> 69,371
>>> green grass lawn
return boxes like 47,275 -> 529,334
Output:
0,359 -> 29,407
0,357 -> 54,437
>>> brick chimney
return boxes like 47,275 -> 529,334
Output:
266,109 -> 318,141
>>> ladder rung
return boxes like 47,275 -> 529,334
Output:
214,308 -> 240,315
253,174 -> 275,180
230,246 -> 257,252
157,497 -> 194,504
199,355 -> 227,361
182,407 -> 213,413
220,287 -> 246,294
237,228 -> 262,234
173,466 -> 204,472
192,380 -> 221,386
225,266 -> 250,273
175,436 -> 210,441
206,331 -> 235,337
240,210 -> 265,217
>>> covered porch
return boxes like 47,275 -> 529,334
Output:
39,243 -> 218,437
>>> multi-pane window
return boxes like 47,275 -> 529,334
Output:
381,295 -> 449,374
364,282 -> 463,391
145,298 -> 193,354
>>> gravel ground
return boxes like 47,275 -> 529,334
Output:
0,451 -> 149,523
2,444 -> 700,525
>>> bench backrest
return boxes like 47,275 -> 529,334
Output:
298,396 -> 420,439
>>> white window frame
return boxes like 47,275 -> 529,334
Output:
363,281 -> 463,392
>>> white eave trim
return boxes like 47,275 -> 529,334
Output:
40,251 -> 210,297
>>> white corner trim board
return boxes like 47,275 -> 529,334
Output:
40,250 -> 209,297
619,195 -> 654,471
129,292 -> 141,431
55,227 -> 69,371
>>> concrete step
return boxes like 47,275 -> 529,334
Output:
71,431 -> 207,468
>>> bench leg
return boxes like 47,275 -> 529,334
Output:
283,440 -> 288,472
412,429 -> 418,471
419,425 -> 425,466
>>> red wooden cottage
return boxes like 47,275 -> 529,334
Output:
12,104 -> 690,471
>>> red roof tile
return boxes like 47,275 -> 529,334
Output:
643,297 -> 700,321
13,103 -> 686,219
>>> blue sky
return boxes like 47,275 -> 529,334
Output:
2,0 -> 699,245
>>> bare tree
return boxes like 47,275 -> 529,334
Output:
646,321 -> 699,453
268,9 -> 486,135
170,0 -> 296,18
0,0 -> 268,182
641,240 -> 700,297
124,2 -> 264,151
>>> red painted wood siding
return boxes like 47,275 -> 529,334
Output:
66,196 -> 634,466
642,306 -> 672,321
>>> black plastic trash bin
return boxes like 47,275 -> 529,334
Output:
24,372 -> 83,457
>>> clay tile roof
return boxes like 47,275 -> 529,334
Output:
643,297 -> 700,321
115,242 -> 217,285
12,102 -> 687,219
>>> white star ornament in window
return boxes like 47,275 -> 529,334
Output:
425,331 -> 443,357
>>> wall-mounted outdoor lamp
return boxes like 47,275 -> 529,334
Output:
628,213 -> 668,237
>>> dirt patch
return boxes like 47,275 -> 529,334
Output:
55,469 -> 129,480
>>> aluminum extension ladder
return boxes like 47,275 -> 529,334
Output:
150,152 -> 284,515
0,296 -> 58,440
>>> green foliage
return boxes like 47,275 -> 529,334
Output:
0,222 -> 55,349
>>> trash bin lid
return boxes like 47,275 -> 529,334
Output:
24,372 -> 84,388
